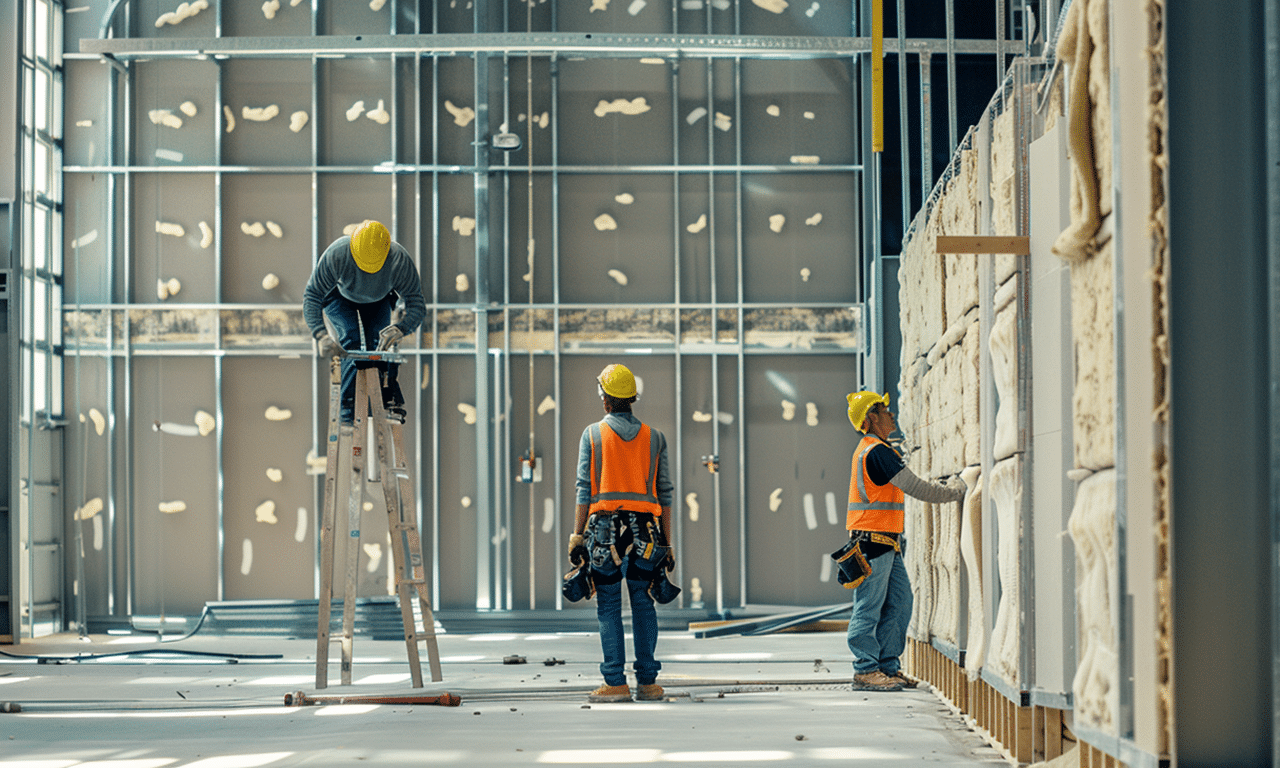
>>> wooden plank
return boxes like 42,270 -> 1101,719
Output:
935,235 -> 1031,255
1016,706 -> 1033,764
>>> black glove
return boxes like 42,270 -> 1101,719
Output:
568,533 -> 587,567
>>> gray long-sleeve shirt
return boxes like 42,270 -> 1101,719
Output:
575,412 -> 674,508
302,236 -> 427,338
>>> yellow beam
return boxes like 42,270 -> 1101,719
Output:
871,0 -> 884,152
935,235 -> 1031,255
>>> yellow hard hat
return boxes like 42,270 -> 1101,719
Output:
847,391 -> 889,431
351,220 -> 391,273
597,363 -> 637,399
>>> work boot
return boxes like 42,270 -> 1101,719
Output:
883,670 -> 918,688
383,402 -> 407,423
851,670 -> 903,692
635,683 -> 665,701
587,683 -> 632,703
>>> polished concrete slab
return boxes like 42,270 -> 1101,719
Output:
0,629 -> 1010,767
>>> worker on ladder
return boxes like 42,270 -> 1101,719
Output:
303,220 -> 426,423
570,363 -> 677,703
840,391 -> 967,692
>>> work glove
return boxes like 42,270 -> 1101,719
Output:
316,333 -> 346,358
568,533 -> 587,567
661,550 -> 675,572
376,324 -> 406,351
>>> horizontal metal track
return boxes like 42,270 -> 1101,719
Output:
78,32 -> 1008,60
63,164 -> 865,174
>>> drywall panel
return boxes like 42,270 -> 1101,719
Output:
739,1 -> 851,37
130,357 -> 219,615
221,174 -> 312,304
558,0 -> 672,35
63,174 -> 112,305
221,59 -> 313,168
557,59 -> 673,167
740,59 -> 855,167
558,174 -> 676,304
319,58 -> 393,167
222,0 -> 311,38
432,172 -> 477,304
222,357 -> 318,600
316,174 -> 394,263
504,57 -> 555,168
62,356 -> 113,616
130,174 -> 217,305
502,174 -> 555,304
320,0 -> 390,36
434,354 -> 478,610
741,173 -> 857,304
503,355 -> 562,609
675,355 -> 742,609
1030,121 -> 1077,697
62,60 -> 110,168
743,355 -> 859,607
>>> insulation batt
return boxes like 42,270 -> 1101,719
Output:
904,495 -> 933,639
987,456 -> 1022,685
989,107 -> 1019,283
929,498 -> 961,645
1072,239 -> 1116,469
990,303 -> 1019,461
958,466 -> 985,679
1069,468 -> 1118,732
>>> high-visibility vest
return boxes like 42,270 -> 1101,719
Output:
588,421 -> 662,516
846,433 -> 906,533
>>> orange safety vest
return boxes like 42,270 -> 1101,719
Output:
846,433 -> 906,533
588,421 -> 662,516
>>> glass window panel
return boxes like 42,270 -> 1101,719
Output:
34,67 -> 48,133
33,280 -> 47,344
50,280 -> 63,347
34,141 -> 48,197
49,354 -> 63,418
33,205 -> 47,271
21,201 -> 34,270
22,275 -> 34,344
35,0 -> 49,63
33,350 -> 48,415
21,348 -> 31,418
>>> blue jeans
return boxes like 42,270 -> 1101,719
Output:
846,543 -> 912,675
322,292 -> 402,423
595,555 -> 661,687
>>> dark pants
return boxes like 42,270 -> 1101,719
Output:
322,292 -> 403,423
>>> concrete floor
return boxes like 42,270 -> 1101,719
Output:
0,628 -> 1010,767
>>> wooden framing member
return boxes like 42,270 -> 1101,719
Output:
935,234 -> 1032,255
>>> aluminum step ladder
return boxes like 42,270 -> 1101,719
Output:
315,352 -> 443,688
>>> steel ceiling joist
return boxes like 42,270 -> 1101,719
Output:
78,32 -> 1006,60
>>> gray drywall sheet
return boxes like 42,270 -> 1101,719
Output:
1028,122 -> 1076,697
129,358 -> 219,615
743,355 -> 859,607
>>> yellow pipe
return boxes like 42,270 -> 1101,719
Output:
871,0 -> 884,152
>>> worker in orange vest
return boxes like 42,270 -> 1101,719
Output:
842,391 -> 966,692
569,363 -> 675,703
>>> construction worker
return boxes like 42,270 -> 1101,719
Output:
842,391 -> 966,692
570,363 -> 675,703
303,220 -> 425,424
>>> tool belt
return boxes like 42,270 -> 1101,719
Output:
830,530 -> 902,590
584,511 -> 672,587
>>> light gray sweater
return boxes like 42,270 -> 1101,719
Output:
302,236 -> 427,338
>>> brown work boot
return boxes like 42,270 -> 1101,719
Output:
883,670 -> 918,688
852,670 -> 903,692
587,683 -> 632,703
635,683 -> 665,701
